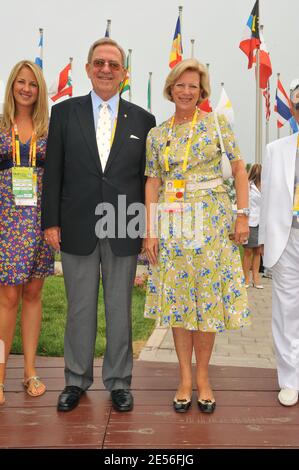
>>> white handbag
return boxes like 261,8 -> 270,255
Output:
214,111 -> 233,180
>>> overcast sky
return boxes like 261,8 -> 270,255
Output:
1,0 -> 298,162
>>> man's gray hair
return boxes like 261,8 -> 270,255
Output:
87,38 -> 126,66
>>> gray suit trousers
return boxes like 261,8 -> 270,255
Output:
61,239 -> 137,391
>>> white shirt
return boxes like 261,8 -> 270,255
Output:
249,182 -> 261,227
90,90 -> 119,132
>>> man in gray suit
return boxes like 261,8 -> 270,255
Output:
42,38 -> 155,412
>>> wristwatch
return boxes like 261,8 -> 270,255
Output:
235,208 -> 250,216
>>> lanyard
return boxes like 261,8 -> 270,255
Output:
12,125 -> 37,167
163,107 -> 198,173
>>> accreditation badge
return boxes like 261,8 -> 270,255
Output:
163,179 -> 186,213
12,167 -> 37,207
164,179 -> 186,203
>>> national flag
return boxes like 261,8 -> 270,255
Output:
253,31 -> 272,89
198,98 -> 212,113
120,54 -> 130,95
239,0 -> 261,69
169,16 -> 183,69
35,30 -> 43,69
263,81 -> 271,121
215,87 -> 234,126
275,79 -> 292,128
49,63 -> 73,102
289,116 -> 299,134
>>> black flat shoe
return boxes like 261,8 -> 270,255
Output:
111,389 -> 134,412
197,398 -> 216,413
173,397 -> 192,413
57,385 -> 84,412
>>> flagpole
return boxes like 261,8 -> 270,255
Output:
206,63 -> 210,82
107,19 -> 111,36
190,39 -> 195,59
39,28 -> 43,68
277,72 -> 280,139
148,72 -> 152,113
69,57 -> 73,97
259,24 -> 269,146
255,44 -> 262,163
128,49 -> 132,103
179,6 -> 183,47
265,82 -> 270,145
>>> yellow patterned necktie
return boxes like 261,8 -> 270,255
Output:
96,103 -> 111,171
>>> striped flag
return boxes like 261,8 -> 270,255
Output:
49,63 -> 73,102
239,0 -> 261,69
120,54 -> 130,95
35,29 -> 43,69
275,79 -> 292,128
169,16 -> 183,69
263,81 -> 271,121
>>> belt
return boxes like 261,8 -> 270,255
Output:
186,177 -> 224,191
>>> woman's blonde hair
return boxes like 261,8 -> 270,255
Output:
163,58 -> 211,104
0,60 -> 48,138
248,163 -> 262,186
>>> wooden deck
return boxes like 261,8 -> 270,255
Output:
1,356 -> 299,449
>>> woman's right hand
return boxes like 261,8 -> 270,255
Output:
145,236 -> 159,265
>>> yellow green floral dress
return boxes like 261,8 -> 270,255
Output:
144,113 -> 251,332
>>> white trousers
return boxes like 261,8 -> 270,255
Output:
272,228 -> 299,390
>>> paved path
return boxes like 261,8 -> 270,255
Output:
139,277 -> 276,369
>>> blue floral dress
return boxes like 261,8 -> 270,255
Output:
0,129 -> 54,285
144,114 -> 251,332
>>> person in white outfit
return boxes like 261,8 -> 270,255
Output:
259,79 -> 299,407
242,164 -> 263,289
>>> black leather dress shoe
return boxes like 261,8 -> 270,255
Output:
197,398 -> 216,413
111,389 -> 133,412
173,397 -> 192,413
57,386 -> 84,412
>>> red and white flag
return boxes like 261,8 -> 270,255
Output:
253,31 -> 272,89
198,98 -> 212,113
49,63 -> 73,102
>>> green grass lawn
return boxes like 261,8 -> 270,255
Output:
11,276 -> 155,357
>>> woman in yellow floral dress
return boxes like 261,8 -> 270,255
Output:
144,59 -> 251,414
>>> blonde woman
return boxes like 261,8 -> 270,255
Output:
0,60 -> 54,405
144,59 -> 250,414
